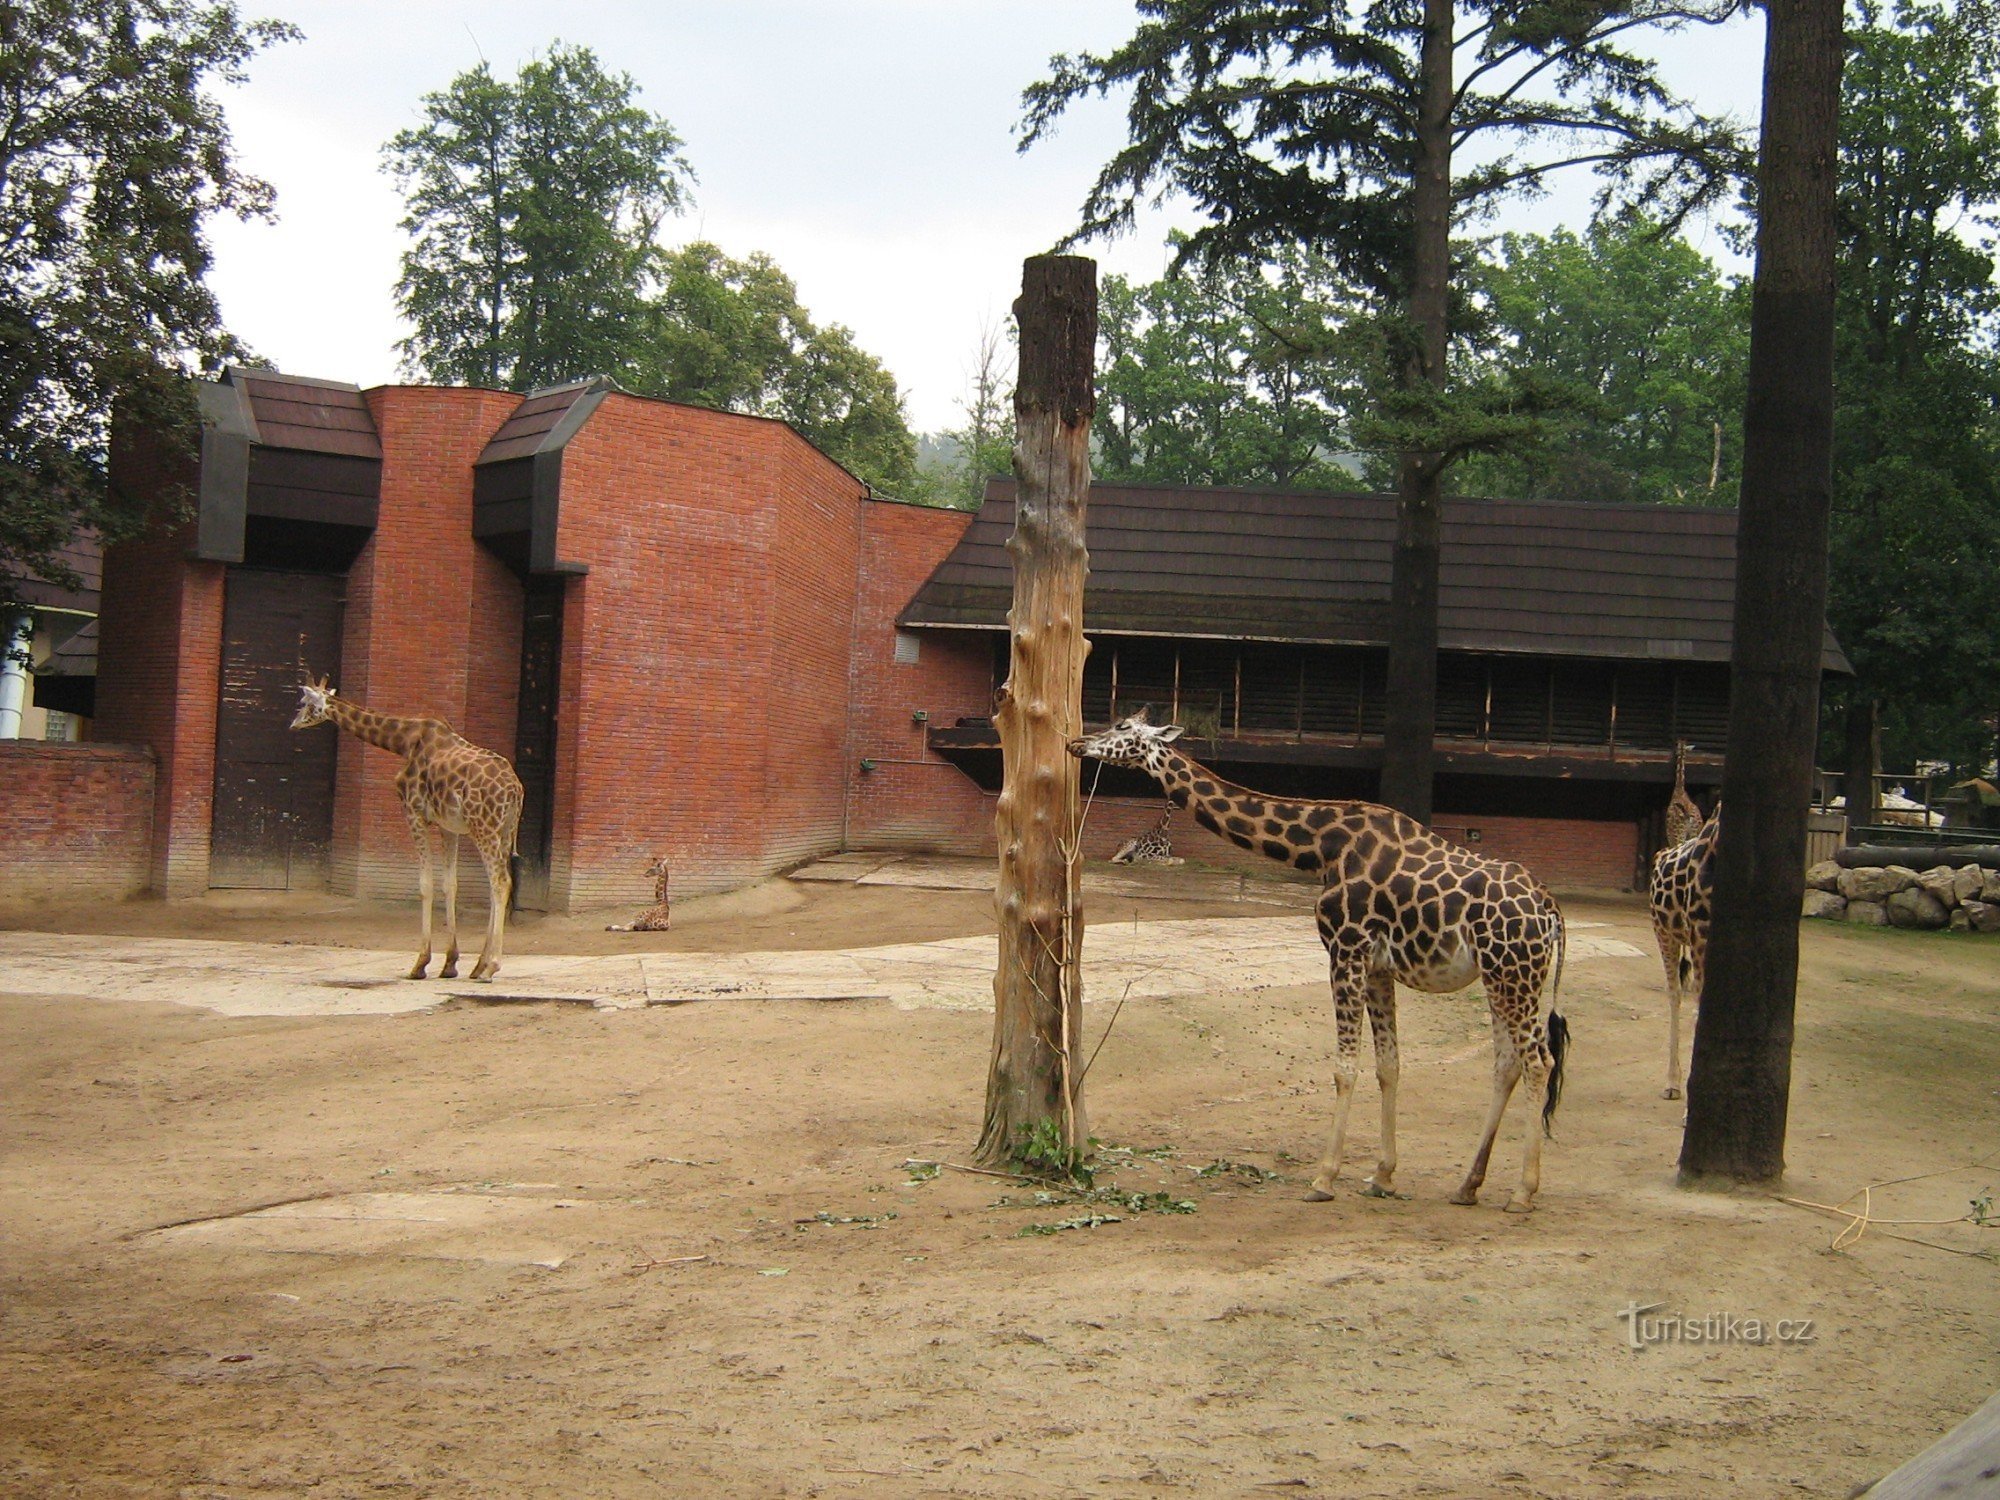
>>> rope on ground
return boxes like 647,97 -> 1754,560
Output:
1773,1155 -> 1999,1255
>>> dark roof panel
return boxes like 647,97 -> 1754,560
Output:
231,370 -> 381,460
900,480 -> 1851,672
476,378 -> 612,465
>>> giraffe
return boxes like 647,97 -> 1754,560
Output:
1648,801 -> 1721,1100
290,677 -> 523,982
1665,741 -> 1703,849
1070,711 -> 1569,1212
606,855 -> 672,932
1110,803 -> 1182,865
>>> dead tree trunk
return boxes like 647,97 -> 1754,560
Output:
975,255 -> 1097,1171
1679,0 -> 1841,1187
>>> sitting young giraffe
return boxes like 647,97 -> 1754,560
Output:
1109,804 -> 1182,865
1648,802 -> 1721,1100
291,677 -> 523,982
1070,711 -> 1569,1212
606,855 -> 672,932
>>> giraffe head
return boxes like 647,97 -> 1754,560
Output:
1067,709 -> 1184,769
644,854 -> 670,881
291,676 -> 335,730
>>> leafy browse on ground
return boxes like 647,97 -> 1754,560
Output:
794,1210 -> 899,1229
1017,1213 -> 1124,1237
1197,1159 -> 1285,1184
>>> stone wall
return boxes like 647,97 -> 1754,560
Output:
1803,860 -> 2000,932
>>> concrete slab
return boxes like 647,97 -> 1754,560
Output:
148,1190 -> 585,1267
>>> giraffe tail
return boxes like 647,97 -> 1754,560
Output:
1541,896 -> 1569,1136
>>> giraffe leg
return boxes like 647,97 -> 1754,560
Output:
469,836 -> 511,983
1451,1014 -> 1522,1207
1361,970 -> 1399,1197
1656,923 -> 1685,1100
439,833 -> 461,980
1306,961 -> 1366,1201
1503,1009 -> 1554,1214
406,813 -> 434,980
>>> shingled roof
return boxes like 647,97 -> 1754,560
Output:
227,369 -> 381,459
900,480 -> 1850,672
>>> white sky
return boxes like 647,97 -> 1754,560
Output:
205,1 -> 1765,436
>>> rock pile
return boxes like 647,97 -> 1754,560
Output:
1803,860 -> 2000,932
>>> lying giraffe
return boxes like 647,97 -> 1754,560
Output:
1109,804 -> 1182,865
291,677 -> 523,982
606,855 -> 672,932
1070,711 -> 1569,1212
1648,802 -> 1721,1100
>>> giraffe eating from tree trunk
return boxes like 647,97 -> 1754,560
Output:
1648,801 -> 1721,1101
290,677 -> 523,983
1070,710 -> 1569,1213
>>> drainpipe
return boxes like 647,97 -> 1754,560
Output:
0,608 -> 31,739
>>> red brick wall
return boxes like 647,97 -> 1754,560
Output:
1429,811 -> 1639,893
99,425 -> 225,897
0,743 -> 156,901
844,500 -> 996,854
336,386 -> 520,898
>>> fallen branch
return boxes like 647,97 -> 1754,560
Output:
629,1254 -> 709,1273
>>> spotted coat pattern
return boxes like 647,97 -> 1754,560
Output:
607,856 -> 673,932
292,678 -> 524,983
1070,713 -> 1569,1212
1648,802 -> 1720,1100
1110,805 -> 1181,865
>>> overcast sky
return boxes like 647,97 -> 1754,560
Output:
206,1 -> 1766,436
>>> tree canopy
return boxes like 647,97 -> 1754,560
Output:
384,43 -> 694,392
0,0 -> 295,596
386,52 -> 922,499
1827,0 -> 2000,776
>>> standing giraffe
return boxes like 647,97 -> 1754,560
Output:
1648,801 -> 1720,1100
290,677 -> 523,982
1070,711 -> 1569,1212
1665,741 -> 1703,848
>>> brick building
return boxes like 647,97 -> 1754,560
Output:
80,373 -> 1846,908
94,368 -> 989,908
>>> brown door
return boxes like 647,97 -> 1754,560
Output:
211,568 -> 344,890
512,575 -> 564,911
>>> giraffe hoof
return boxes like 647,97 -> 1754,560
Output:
1503,1197 -> 1536,1215
440,962 -> 459,980
1302,1187 -> 1338,1203
1448,1189 -> 1480,1207
406,965 -> 429,981
1662,1086 -> 1683,1100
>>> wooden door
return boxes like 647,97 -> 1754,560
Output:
512,576 -> 564,911
211,568 -> 344,889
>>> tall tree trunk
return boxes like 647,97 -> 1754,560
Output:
1841,692 -> 1878,834
1377,0 -> 1454,824
976,255 -> 1096,1170
1680,0 -> 1841,1187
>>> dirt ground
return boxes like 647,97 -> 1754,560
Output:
1,860 -> 1996,1499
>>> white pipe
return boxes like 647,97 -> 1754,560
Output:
0,609 -> 31,739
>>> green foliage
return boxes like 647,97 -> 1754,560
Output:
385,42 -> 693,392
1011,1117 -> 1092,1186
1451,220 -> 1752,505
0,0 -> 296,595
1827,0 -> 2000,776
1095,241 -> 1359,488
1024,0 -> 1747,466
633,241 -> 921,498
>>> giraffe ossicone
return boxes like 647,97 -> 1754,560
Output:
291,674 -> 523,983
1069,712 -> 1570,1212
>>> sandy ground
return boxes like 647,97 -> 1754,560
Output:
1,857 -> 1996,1498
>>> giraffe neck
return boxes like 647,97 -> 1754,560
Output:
1671,743 -> 1689,796
324,694 -> 432,758
1144,746 -> 1385,874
